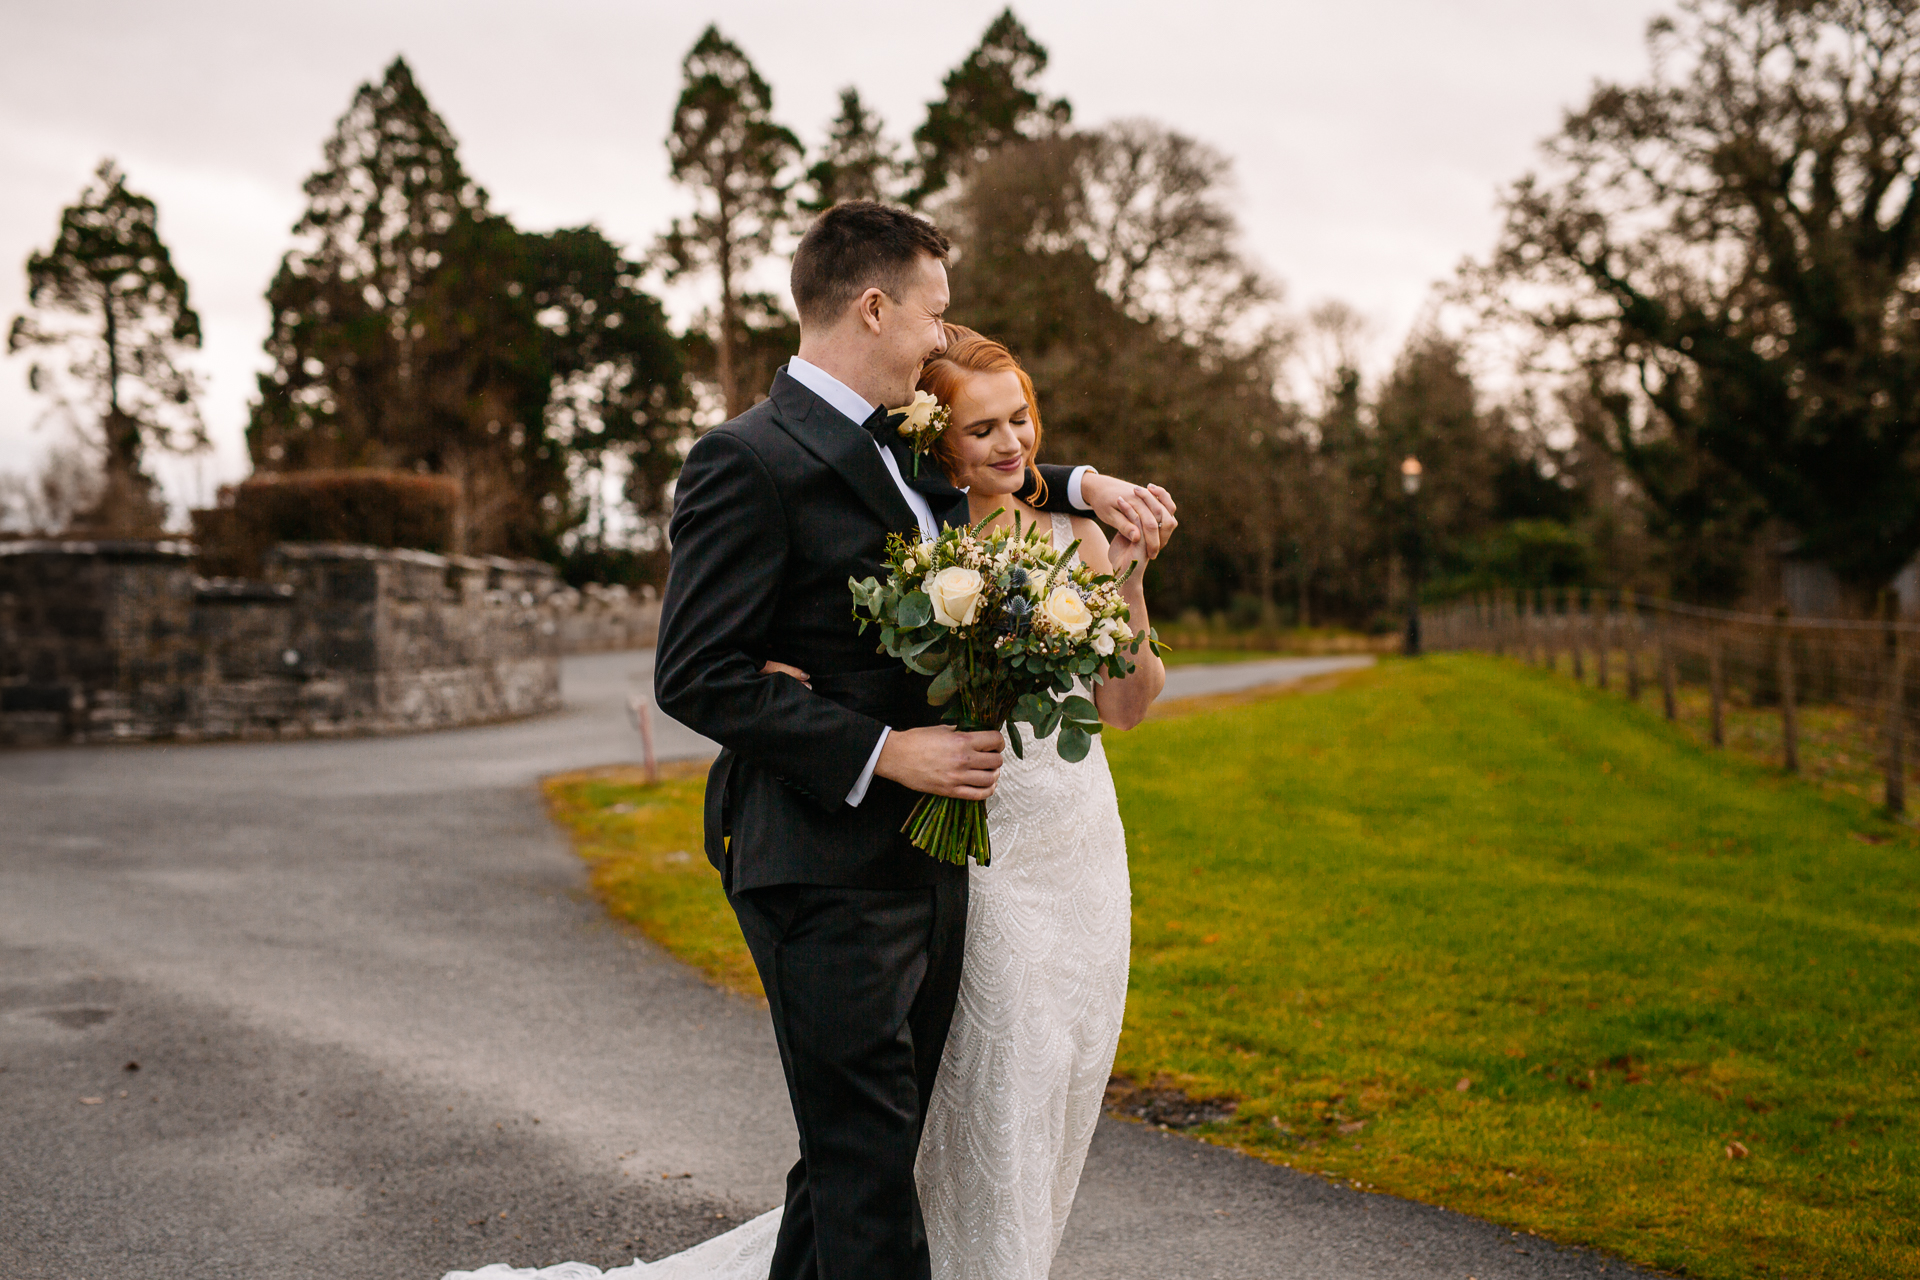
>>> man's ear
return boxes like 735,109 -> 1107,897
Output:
856,287 -> 886,336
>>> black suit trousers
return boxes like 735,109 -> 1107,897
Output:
732,876 -> 969,1280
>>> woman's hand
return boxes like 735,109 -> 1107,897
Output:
759,660 -> 811,688
1107,505 -> 1170,589
1080,475 -> 1178,556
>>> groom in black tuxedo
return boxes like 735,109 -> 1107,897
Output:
654,201 -> 1175,1279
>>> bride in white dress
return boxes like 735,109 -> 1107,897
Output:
446,328 -> 1168,1280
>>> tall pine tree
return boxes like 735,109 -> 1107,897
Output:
249,57 -> 682,557
801,88 -> 901,211
249,57 -> 483,473
908,9 -> 1070,207
9,159 -> 203,534
658,27 -> 800,419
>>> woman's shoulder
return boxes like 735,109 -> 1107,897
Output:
1065,515 -> 1112,572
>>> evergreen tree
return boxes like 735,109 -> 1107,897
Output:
8,159 -> 203,533
530,225 -> 690,560
250,56 -> 483,473
658,26 -> 801,419
908,9 -> 1070,207
249,57 -> 683,558
801,88 -> 901,212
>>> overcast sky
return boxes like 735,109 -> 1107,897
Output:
0,0 -> 1671,513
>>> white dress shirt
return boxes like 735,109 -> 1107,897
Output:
783,356 -> 1091,807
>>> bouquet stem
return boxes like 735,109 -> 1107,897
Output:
903,792 -> 992,866
902,712 -> 997,866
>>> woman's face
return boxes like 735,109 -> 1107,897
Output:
943,368 -> 1035,497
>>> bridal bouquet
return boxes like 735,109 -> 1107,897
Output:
850,510 -> 1153,866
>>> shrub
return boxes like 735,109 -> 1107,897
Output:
196,469 -> 460,576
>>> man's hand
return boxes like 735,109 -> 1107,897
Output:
1079,472 -> 1179,558
875,724 -> 1004,800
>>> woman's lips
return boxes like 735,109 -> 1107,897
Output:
989,457 -> 1022,472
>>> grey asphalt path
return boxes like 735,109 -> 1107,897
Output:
0,650 -> 1657,1279
1157,653 -> 1377,702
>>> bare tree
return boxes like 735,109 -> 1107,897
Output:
0,437 -> 107,537
1073,121 -> 1277,348
1483,0 -> 1920,605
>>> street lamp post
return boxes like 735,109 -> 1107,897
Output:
1401,455 -> 1424,656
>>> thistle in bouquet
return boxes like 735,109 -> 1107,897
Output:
849,509 -> 1155,866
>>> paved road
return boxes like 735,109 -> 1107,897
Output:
0,651 -> 1655,1279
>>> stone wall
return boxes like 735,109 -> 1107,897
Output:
553,582 -> 661,653
0,540 -> 627,747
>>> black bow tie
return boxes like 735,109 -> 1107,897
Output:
860,402 -> 897,445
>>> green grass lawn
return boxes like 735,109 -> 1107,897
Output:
545,655 -> 1919,1279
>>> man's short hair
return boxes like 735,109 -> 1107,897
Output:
791,201 -> 951,329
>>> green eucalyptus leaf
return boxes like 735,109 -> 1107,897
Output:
898,591 -> 933,629
1061,694 -> 1099,728
1038,697 -> 1065,736
1006,721 -> 1025,760
927,661 -> 962,705
1057,724 -> 1092,763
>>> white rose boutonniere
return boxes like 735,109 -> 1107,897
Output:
889,390 -> 951,476
928,565 -> 986,627
1040,585 -> 1094,638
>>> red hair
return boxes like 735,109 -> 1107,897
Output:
915,325 -> 1047,503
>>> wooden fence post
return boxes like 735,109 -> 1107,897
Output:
1571,591 -> 1586,682
1660,616 -> 1678,721
1625,596 -> 1642,702
1708,628 -> 1727,748
1888,623 -> 1908,815
1775,610 -> 1798,773
1597,596 -> 1611,691
1546,591 -> 1560,673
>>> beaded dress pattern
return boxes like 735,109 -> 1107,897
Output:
913,511 -> 1133,1280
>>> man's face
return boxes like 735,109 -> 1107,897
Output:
876,253 -> 950,407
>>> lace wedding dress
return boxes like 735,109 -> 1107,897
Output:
446,514 -> 1132,1280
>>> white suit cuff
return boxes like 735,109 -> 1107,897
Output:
846,727 -> 889,806
1067,465 -> 1095,512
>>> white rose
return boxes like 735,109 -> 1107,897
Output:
1092,633 -> 1116,656
1041,585 -> 1094,638
891,389 -> 941,436
928,566 -> 986,627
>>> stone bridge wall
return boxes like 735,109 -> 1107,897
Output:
0,540 -> 656,747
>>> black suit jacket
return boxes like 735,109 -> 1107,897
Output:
654,366 -> 1084,893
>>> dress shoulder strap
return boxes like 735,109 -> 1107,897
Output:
1049,512 -> 1076,561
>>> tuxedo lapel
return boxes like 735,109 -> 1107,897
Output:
768,369 -> 921,536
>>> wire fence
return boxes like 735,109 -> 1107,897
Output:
1425,591 -> 1917,813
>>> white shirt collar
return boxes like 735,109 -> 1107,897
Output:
786,356 -> 877,429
